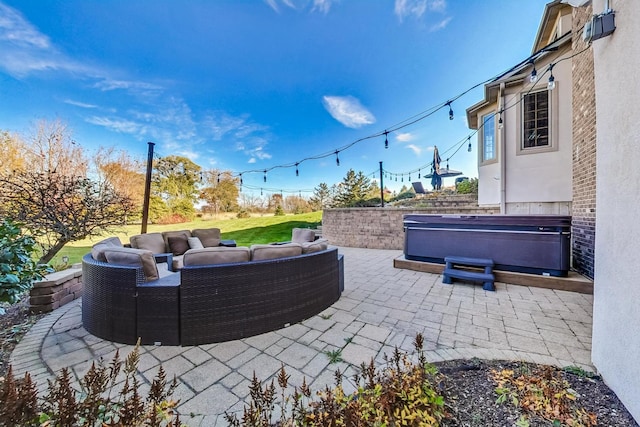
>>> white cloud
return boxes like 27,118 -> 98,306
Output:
394,0 -> 427,21
322,95 -> 375,128
312,0 -> 335,14
86,116 -> 144,135
395,132 -> 414,142
430,17 -> 452,32
266,0 -> 335,14
406,144 -> 422,155
394,0 -> 448,23
63,99 -> 98,109
0,4 -> 50,49
248,158 -> 257,164
429,0 -> 446,12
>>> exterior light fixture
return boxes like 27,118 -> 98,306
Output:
335,151 -> 340,166
384,131 -> 389,149
446,101 -> 454,120
548,64 -> 556,90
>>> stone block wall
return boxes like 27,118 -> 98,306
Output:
322,200 -> 498,249
571,5 -> 597,279
30,267 -> 83,314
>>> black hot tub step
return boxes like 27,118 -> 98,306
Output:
444,256 -> 494,268
443,256 -> 495,291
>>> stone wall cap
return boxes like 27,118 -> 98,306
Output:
33,267 -> 82,287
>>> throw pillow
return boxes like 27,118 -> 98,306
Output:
168,235 -> 190,256
188,236 -> 204,249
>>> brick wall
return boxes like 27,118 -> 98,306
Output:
30,267 -> 83,314
571,5 -> 597,278
322,196 -> 499,249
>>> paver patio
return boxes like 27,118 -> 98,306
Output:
10,247 -> 594,426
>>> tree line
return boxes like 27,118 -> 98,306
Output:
0,120 -> 403,263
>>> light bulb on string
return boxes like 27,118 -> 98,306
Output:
418,169 -> 421,179
395,175 -> 397,182
384,130 -> 389,149
335,150 -> 340,166
260,188 -> 263,196
240,173 -> 243,185
529,61 -> 538,83
467,137 -> 472,152
446,158 -> 449,170
295,162 -> 299,177
548,64 -> 556,90
498,114 -> 503,130
447,101 -> 454,120
263,170 -> 267,183
401,175 -> 403,182
217,173 -> 220,184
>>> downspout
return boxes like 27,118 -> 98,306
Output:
499,82 -> 507,214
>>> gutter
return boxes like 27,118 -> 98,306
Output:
499,82 -> 507,214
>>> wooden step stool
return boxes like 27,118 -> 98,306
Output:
443,256 -> 496,291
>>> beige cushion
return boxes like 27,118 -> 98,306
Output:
292,228 -> 316,243
102,247 -> 159,282
192,228 -> 221,247
172,255 -> 184,271
301,240 -> 329,254
130,233 -> 166,254
188,236 -> 204,249
183,247 -> 250,266
250,243 -> 302,261
91,237 -> 123,261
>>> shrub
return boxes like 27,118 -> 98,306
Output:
274,205 -> 285,216
236,209 -> 251,219
155,213 -> 190,225
0,219 -> 51,314
0,343 -> 183,426
456,178 -> 478,194
225,333 -> 446,426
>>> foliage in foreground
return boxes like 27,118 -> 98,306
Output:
492,364 -> 597,426
0,343 -> 183,427
225,334 -> 447,426
0,219 -> 51,314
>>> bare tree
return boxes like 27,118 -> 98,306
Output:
0,171 -> 135,264
200,170 -> 239,216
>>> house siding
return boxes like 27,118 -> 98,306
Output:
571,4 -> 596,279
592,0 -> 640,422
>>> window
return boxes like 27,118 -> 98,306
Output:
482,113 -> 496,162
522,90 -> 549,148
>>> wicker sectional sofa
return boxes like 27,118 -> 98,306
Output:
82,230 -> 344,346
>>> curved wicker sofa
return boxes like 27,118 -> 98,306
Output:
82,248 -> 344,346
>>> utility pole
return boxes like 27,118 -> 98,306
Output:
141,142 -> 155,234
379,161 -> 384,208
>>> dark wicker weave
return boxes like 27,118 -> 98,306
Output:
82,249 -> 343,346
82,254 -> 142,344
137,275 -> 181,346
180,249 -> 343,345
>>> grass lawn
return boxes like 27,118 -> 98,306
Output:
55,211 -> 322,265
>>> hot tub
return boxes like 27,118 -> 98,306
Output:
403,214 -> 571,277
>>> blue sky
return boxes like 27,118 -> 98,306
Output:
0,0 -> 551,196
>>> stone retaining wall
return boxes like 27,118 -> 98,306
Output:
322,201 -> 499,249
30,266 -> 83,314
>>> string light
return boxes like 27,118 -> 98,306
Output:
468,137 -> 472,152
260,188 -> 263,196
418,169 -> 421,179
197,44 -> 590,184
498,112 -> 503,129
446,101 -> 454,120
384,130 -> 389,149
217,173 -> 220,184
240,173 -> 243,185
295,162 -> 299,176
529,60 -> 538,83
335,151 -> 340,166
263,170 -> 267,182
446,158 -> 449,170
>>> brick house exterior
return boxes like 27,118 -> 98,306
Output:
570,5 -> 597,279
